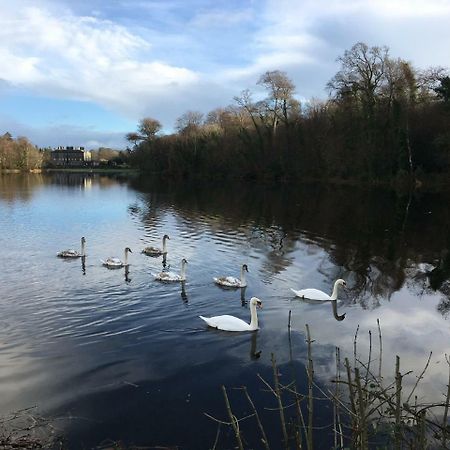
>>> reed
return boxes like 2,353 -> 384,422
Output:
207,320 -> 450,449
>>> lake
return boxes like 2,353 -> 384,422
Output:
1,172 -> 449,449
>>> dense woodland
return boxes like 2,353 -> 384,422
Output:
127,42 -> 450,185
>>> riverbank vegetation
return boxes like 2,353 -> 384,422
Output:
127,42 -> 450,186
211,321 -> 450,449
0,132 -> 44,171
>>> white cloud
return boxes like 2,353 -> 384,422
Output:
0,3 -> 198,118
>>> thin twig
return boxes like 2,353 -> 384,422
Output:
406,351 -> 432,404
377,318 -> 383,382
222,385 -> 245,450
306,324 -> 314,450
271,353 -> 289,449
243,386 -> 271,450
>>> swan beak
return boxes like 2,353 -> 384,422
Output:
257,301 -> 262,309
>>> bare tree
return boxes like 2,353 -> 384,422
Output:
175,111 -> 203,135
327,42 -> 389,115
257,70 -> 297,134
138,117 -> 162,141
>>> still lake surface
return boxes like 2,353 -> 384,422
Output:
1,172 -> 450,448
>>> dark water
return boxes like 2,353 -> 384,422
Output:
1,173 -> 450,449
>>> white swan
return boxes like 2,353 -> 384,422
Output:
142,234 -> 170,256
199,297 -> 262,332
214,264 -> 248,288
291,279 -> 347,300
101,247 -> 132,268
57,237 -> 86,258
153,258 -> 188,282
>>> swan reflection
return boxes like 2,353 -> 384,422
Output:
81,255 -> 86,276
294,297 -> 346,322
180,281 -> 188,303
240,286 -> 247,306
125,266 -> 131,283
250,330 -> 261,359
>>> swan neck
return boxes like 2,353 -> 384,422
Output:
240,267 -> 247,286
249,302 -> 258,329
124,249 -> 128,265
162,237 -> 167,253
81,240 -> 85,256
180,261 -> 186,280
330,281 -> 339,300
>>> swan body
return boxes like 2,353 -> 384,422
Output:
199,297 -> 262,332
291,279 -> 347,301
57,237 -> 86,258
214,264 -> 248,288
142,234 -> 170,256
153,258 -> 187,282
101,247 -> 132,268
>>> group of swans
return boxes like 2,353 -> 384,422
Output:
200,280 -> 347,331
58,237 -> 347,332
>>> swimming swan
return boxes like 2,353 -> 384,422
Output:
57,237 -> 86,258
214,264 -> 248,288
291,279 -> 346,301
153,258 -> 188,282
101,247 -> 132,268
199,297 -> 262,332
142,234 -> 170,256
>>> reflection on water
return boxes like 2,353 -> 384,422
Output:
0,172 -> 450,448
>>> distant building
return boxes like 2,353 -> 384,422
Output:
50,146 -> 92,167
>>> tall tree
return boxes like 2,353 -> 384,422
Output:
257,70 -> 297,133
138,117 -> 162,141
327,42 -> 389,116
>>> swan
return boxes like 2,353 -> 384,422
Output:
214,264 -> 248,288
142,234 -> 170,256
57,237 -> 86,258
291,279 -> 347,301
101,247 -> 132,268
199,297 -> 262,332
153,258 -> 188,282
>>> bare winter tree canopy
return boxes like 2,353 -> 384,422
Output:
327,42 -> 390,108
138,117 -> 162,140
175,111 -> 204,134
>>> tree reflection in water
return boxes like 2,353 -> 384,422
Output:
131,176 -> 450,317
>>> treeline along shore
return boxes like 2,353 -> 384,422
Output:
126,42 -> 450,186
2,42 -> 449,187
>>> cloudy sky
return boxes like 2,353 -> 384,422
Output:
1,0 -> 449,149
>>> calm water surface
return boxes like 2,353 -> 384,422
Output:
1,173 -> 450,448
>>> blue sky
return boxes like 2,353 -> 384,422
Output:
1,0 -> 450,149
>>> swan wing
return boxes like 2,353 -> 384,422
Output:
214,276 -> 241,287
142,246 -> 162,256
57,249 -> 80,258
103,257 -> 123,267
199,314 -> 251,331
154,271 -> 181,282
291,288 -> 330,301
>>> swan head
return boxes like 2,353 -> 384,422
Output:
181,258 -> 188,265
81,236 -> 86,243
163,234 -> 170,241
125,247 -> 133,253
336,279 -> 346,289
250,297 -> 262,308
242,264 -> 249,272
